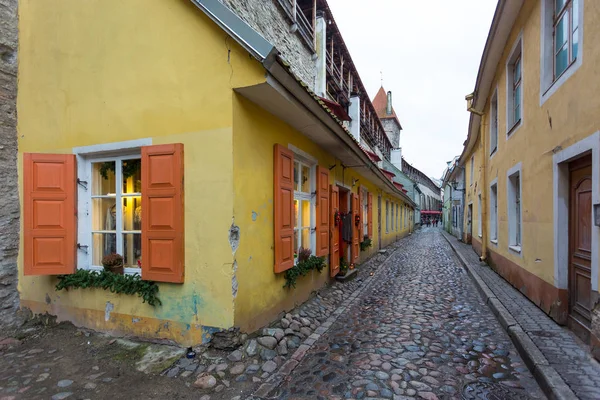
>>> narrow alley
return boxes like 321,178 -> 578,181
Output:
267,228 -> 545,399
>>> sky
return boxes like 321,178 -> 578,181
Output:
326,0 -> 498,180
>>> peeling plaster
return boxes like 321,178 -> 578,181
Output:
251,211 -> 258,221
104,301 -> 114,322
231,260 -> 238,298
229,220 -> 240,256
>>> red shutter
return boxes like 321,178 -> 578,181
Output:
141,144 -> 185,283
367,192 -> 373,238
274,144 -> 295,273
351,193 -> 359,264
315,166 -> 330,257
23,153 -> 77,275
329,185 -> 340,277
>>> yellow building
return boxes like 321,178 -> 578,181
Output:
457,0 -> 600,359
17,0 -> 415,345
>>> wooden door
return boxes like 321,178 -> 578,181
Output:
329,185 -> 340,277
466,204 -> 473,244
568,155 -> 592,342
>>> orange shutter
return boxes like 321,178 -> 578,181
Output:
329,185 -> 340,277
274,144 -> 295,273
367,192 -> 373,238
358,187 -> 364,239
351,193 -> 359,264
141,144 -> 185,283
23,153 -> 77,276
315,166 -> 330,257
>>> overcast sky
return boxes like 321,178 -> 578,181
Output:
327,0 -> 497,180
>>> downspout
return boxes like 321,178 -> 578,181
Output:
479,113 -> 488,262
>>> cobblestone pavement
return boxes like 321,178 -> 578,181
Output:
272,228 -> 545,399
444,231 -> 600,400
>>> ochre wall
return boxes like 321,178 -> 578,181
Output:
231,95 -> 412,332
17,0 -> 265,345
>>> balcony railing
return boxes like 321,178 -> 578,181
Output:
277,0 -> 315,50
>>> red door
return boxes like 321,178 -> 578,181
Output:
568,155 -> 592,342
329,185 -> 340,277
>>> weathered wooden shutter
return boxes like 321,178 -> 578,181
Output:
141,143 -> 185,283
23,153 -> 77,276
367,192 -> 373,238
329,185 -> 340,277
351,193 -> 360,264
273,144 -> 295,273
315,166 -> 330,257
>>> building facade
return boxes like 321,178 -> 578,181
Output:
402,159 -> 442,224
16,0 -> 415,343
456,0 -> 600,360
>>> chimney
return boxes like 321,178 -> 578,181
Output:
386,91 -> 392,115
314,13 -> 327,97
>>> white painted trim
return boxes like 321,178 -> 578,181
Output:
489,177 -> 499,242
288,144 -> 318,164
540,0 -> 584,105
507,162 -> 523,258
73,138 -> 152,156
505,32 -> 524,138
553,131 -> 599,291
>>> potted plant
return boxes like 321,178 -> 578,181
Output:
339,257 -> 349,276
102,253 -> 124,275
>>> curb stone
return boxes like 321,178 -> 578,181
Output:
250,243 -> 403,399
441,231 -> 577,400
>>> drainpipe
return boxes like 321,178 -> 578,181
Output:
479,113 -> 488,262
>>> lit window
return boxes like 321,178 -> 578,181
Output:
362,189 -> 368,238
90,157 -> 142,270
293,160 -> 314,260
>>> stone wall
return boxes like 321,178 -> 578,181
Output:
0,0 -> 19,326
221,0 -> 316,88
381,119 -> 400,149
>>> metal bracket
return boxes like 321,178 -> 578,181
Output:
77,243 -> 89,253
77,179 -> 88,191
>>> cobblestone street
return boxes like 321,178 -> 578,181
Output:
272,228 -> 545,399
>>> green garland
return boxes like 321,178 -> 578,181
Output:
99,159 -> 141,180
283,255 -> 326,289
360,237 -> 373,252
56,269 -> 162,307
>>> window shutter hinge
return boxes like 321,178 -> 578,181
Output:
77,243 -> 89,253
77,179 -> 88,191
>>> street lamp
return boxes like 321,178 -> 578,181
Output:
451,180 -> 465,192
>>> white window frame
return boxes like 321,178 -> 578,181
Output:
540,0 -> 583,105
477,193 -> 482,238
506,34 -> 523,137
292,156 -> 317,260
507,162 -> 523,254
470,155 -> 474,186
362,187 -> 368,239
74,138 -> 152,274
490,89 -> 498,157
391,202 -> 395,232
386,201 -> 389,233
490,179 -> 498,244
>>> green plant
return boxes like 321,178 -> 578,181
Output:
339,257 -> 349,275
360,237 -> 373,252
283,255 -> 326,289
56,269 -> 162,307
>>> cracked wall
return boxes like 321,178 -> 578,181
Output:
0,0 -> 19,327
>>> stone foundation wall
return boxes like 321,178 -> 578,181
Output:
0,0 -> 19,326
221,0 -> 316,88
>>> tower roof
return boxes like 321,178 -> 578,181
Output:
372,86 -> 402,129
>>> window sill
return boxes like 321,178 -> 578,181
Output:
490,239 -> 498,245
509,245 -> 522,254
478,234 -> 482,238
507,120 -> 522,138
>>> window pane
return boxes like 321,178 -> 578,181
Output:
123,233 -> 142,268
572,0 -> 579,30
572,28 -> 579,60
92,198 -> 117,231
122,159 -> 141,194
555,0 -> 566,12
122,196 -> 142,231
513,58 -> 521,83
513,86 -> 521,122
300,165 -> 310,193
92,162 -> 115,196
555,13 -> 568,53
294,229 -> 299,259
301,228 -> 310,250
301,199 -> 310,228
514,104 -> 521,124
294,162 -> 299,191
92,233 -> 117,266
555,43 -> 569,77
